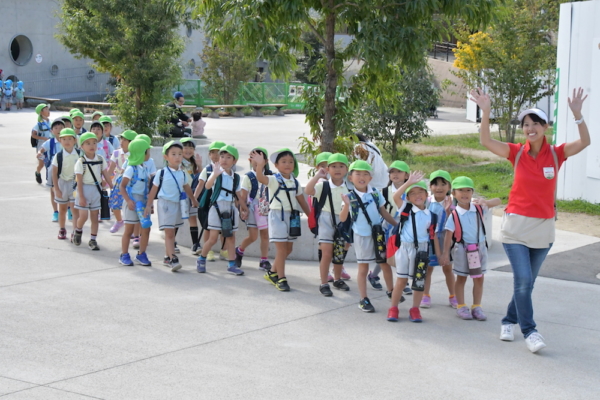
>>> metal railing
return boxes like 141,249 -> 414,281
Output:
429,42 -> 457,63
13,67 -> 112,99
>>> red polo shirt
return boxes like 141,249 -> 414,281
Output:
506,137 -> 567,219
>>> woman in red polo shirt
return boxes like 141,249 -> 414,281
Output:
471,87 -> 590,353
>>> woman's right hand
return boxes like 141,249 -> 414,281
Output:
470,88 -> 491,115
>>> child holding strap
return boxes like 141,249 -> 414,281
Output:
52,128 -> 80,240
387,172 -> 440,323
73,133 -> 114,250
196,145 -> 246,275
439,176 -> 500,321
118,139 -> 153,267
421,170 -> 457,309
108,129 -> 138,233
340,160 -> 397,312
146,141 -> 198,272
251,148 -> 311,291
37,119 -> 64,222
180,137 -> 202,254
235,147 -> 273,271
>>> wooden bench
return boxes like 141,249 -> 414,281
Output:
203,105 -> 247,118
24,96 -> 61,109
247,103 -> 287,117
71,101 -> 113,113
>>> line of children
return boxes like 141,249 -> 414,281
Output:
37,118 -> 64,221
51,128 -> 80,240
32,103 -> 51,184
108,130 -> 138,233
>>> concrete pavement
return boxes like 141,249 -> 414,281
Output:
0,109 -> 599,399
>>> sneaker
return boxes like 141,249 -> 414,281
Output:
359,297 -> 375,313
388,291 -> 405,303
471,306 -> 487,321
220,250 -> 228,260
500,324 -> 515,341
170,256 -> 182,272
110,220 -> 124,233
525,332 -> 546,353
387,307 -> 399,322
88,239 -> 100,251
456,306 -> 473,320
259,260 -> 272,271
72,231 -> 82,246
58,228 -> 67,240
449,296 -> 458,309
192,242 -> 202,255
52,211 -> 59,222
227,265 -> 244,276
35,171 -> 42,184
207,250 -> 216,262
135,252 -> 152,267
403,284 -> 413,295
196,258 -> 206,273
119,253 -> 134,266
341,268 -> 351,280
420,295 -> 431,308
327,274 -> 334,283
173,243 -> 180,253
67,208 -> 73,221
409,307 -> 422,322
320,284 -> 333,297
332,279 -> 349,291
264,271 -> 278,286
132,237 -> 140,249
368,272 -> 382,290
234,247 -> 244,268
275,277 -> 290,292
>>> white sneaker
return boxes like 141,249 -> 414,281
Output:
525,332 -> 546,353
500,324 -> 515,341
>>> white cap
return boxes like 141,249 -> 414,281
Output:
517,108 -> 548,124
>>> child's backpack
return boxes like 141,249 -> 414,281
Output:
308,182 -> 331,236
56,148 -> 82,178
198,169 -> 240,229
269,173 -> 299,220
382,186 -> 394,214
247,171 -> 259,201
386,203 -> 438,258
44,138 -> 59,168
450,204 -> 487,249
32,121 -> 50,148
336,189 -> 382,244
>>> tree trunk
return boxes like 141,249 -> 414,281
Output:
321,9 -> 337,153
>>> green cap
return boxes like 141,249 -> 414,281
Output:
61,115 -> 73,125
349,160 -> 373,172
209,141 -> 226,151
220,144 -> 239,160
180,137 -> 195,147
327,153 -> 349,166
316,152 -> 333,166
163,140 -> 183,155
35,103 -> 49,115
134,134 -> 151,145
389,160 -> 410,173
270,148 -> 299,178
59,128 -> 77,138
407,181 -> 428,195
98,115 -> 113,124
79,132 -> 98,146
429,170 -> 452,184
128,139 -> 151,166
71,111 -> 85,119
69,108 -> 81,115
91,111 -> 104,118
452,176 -> 475,190
252,147 -> 269,157
119,130 -> 138,141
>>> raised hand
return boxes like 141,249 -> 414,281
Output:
213,161 -> 223,175
407,170 -> 425,185
470,88 -> 491,114
442,195 -> 453,212
567,87 -> 587,118
341,193 -> 350,205
315,167 -> 328,179
249,150 -> 265,167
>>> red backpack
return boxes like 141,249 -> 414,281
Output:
450,204 -> 487,248
308,182 -> 331,236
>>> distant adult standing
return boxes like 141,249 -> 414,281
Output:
166,91 -> 191,137
471,87 -> 590,353
353,133 -> 389,189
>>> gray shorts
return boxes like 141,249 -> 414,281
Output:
354,234 -> 376,263
45,165 -> 54,188
157,198 -> 183,230
188,197 -> 198,217
124,194 -> 146,224
394,241 -> 430,278
318,211 -> 338,244
452,242 -> 488,277
74,184 -> 101,211
268,209 -> 297,243
207,200 -> 239,232
54,178 -> 75,204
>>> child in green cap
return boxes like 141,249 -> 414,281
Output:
180,138 -> 202,254
52,128 -> 81,240
99,116 -> 119,150
37,119 -> 65,222
32,103 -> 51,184
70,111 -> 87,136
108,130 -> 138,234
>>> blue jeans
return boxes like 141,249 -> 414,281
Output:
501,243 -> 552,338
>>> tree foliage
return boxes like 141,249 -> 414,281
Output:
355,65 -> 439,160
57,0 -> 196,136
294,31 -> 325,85
198,40 -> 257,105
453,0 -> 557,143
196,0 -> 499,153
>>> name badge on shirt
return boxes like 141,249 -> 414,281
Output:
543,167 -> 555,180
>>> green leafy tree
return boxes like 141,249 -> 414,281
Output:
356,65 -> 439,160
198,40 -> 257,104
453,0 -> 557,143
57,0 -> 196,136
294,31 -> 324,84
196,0 -> 499,152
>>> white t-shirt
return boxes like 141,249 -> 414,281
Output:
74,154 -> 108,185
267,174 -> 303,212
123,165 -> 149,196
314,179 -> 349,215
52,148 -> 80,181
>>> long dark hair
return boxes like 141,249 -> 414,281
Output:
182,142 -> 199,174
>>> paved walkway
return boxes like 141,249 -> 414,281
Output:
0,109 -> 599,399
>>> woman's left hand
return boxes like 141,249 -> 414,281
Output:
567,87 -> 588,118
